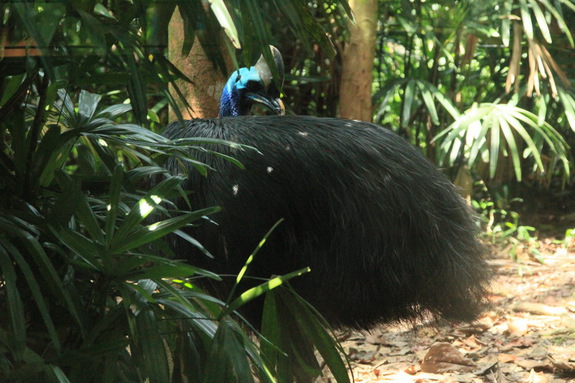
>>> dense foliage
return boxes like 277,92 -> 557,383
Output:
275,1 -> 575,249
2,0 -> 574,381
369,0 -> 575,245
373,0 -> 574,187
280,0 -> 575,194
0,1 -> 351,382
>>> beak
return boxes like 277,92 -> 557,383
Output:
246,92 -> 285,115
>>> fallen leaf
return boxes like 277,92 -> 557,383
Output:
507,318 -> 529,336
473,360 -> 499,376
364,333 -> 387,345
498,353 -> 518,363
503,336 -> 535,349
515,358 -> 553,372
527,368 -> 550,383
404,365 -> 418,375
511,302 -> 567,316
320,239 -> 575,383
549,355 -> 575,373
349,346 -> 377,364
420,342 -> 476,373
460,334 -> 484,349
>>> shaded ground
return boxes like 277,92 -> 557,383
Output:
319,236 -> 575,382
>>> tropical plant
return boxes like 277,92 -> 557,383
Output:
1,1 -> 354,382
435,102 -> 570,185
372,0 -> 575,190
472,196 -> 541,262
0,86 -> 220,381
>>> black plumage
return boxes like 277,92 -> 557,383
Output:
162,115 -> 490,329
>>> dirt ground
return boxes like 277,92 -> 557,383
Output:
319,236 -> 575,383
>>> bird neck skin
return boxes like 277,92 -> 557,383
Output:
219,82 -> 246,117
219,67 -> 259,117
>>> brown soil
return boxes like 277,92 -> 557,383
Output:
319,237 -> 575,383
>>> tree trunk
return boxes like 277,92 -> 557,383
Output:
339,0 -> 378,121
168,8 -> 228,119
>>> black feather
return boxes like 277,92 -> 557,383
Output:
162,115 -> 490,329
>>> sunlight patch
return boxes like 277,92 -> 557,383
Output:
138,195 -> 162,217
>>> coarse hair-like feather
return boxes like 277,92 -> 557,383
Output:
162,115 -> 490,329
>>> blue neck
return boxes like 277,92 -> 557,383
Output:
219,67 -> 261,117
219,80 -> 246,117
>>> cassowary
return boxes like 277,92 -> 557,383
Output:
162,48 -> 490,330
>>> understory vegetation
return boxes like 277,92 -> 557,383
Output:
1,0 -> 575,382
279,0 -> 575,253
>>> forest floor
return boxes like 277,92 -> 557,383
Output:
319,226 -> 575,382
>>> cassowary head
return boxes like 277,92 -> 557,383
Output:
219,46 -> 285,117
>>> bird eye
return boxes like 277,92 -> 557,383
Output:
246,80 -> 262,92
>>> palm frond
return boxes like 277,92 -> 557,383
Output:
435,102 -> 570,183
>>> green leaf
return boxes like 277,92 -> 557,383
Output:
112,177 -> 185,245
35,125 -> 70,187
208,0 -> 241,48
467,120 -> 490,166
0,243 -> 27,358
98,104 -> 132,120
46,174 -> 82,228
111,207 -> 220,254
223,267 -> 310,318
126,263 -> 201,280
501,0 -> 513,47
527,0 -> 552,43
133,309 -> 170,383
78,90 -> 102,121
538,0 -> 574,47
498,114 -> 522,181
153,294 -> 218,338
558,87 -> 575,131
48,365 -> 71,383
177,2 -> 200,56
79,304 -> 126,349
105,165 -> 124,249
261,287 -> 351,382
428,83 -> 461,119
435,103 -> 569,183
74,192 -> 106,244
489,113 -> 501,179
12,2 -> 65,79
281,289 -> 351,383
204,318 -> 255,383
51,228 -> 103,271
0,237 -> 62,352
416,80 -> 439,124
77,10 -> 109,54
172,228 -> 215,259
402,80 -> 416,127
504,113 -> 544,170
125,53 -> 149,126
274,1 -> 336,59
519,0 -> 534,40
233,219 -> 284,287
0,328 -> 46,376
